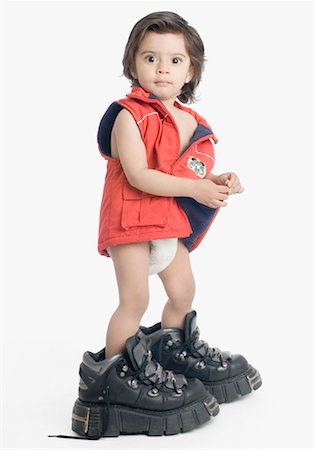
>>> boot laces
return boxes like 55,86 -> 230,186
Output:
131,349 -> 182,393
168,328 -> 228,368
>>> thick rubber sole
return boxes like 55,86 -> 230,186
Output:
71,395 -> 219,439
196,365 -> 262,404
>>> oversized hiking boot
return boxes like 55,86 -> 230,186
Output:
139,310 -> 262,404
71,332 -> 219,439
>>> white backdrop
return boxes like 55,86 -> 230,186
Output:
2,1 -> 314,449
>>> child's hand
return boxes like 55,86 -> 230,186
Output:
192,179 -> 230,208
216,172 -> 244,195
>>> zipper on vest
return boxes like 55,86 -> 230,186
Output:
129,94 -> 182,159
127,92 -> 213,174
150,102 -> 214,173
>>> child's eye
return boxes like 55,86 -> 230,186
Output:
172,57 -> 182,64
146,55 -> 157,63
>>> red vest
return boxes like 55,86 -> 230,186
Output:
97,86 -> 220,257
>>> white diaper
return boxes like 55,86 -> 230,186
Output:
106,238 -> 178,275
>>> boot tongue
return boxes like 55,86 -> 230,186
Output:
125,335 -> 149,370
125,334 -> 157,378
183,311 -> 224,361
184,310 -> 197,340
183,310 -> 208,357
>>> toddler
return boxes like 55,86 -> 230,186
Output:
70,11 -> 261,440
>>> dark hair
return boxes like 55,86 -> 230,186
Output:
122,11 -> 206,104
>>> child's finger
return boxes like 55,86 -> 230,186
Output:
218,185 -> 230,194
229,173 -> 236,183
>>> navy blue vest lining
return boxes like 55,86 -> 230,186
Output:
181,124 -> 212,156
176,197 -> 218,252
97,102 -> 124,157
149,93 -> 160,100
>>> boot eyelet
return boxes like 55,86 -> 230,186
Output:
128,378 -> 139,389
172,387 -> 184,397
195,361 -> 206,370
176,351 -> 187,361
217,361 -> 228,371
164,339 -> 174,350
148,387 -> 159,397
119,364 -> 129,377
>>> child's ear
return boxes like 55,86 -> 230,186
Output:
185,67 -> 194,84
130,66 -> 137,79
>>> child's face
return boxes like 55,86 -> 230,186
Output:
131,32 -> 193,105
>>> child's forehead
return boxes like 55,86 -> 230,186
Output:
137,31 -> 189,54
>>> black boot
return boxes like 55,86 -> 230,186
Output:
139,311 -> 262,404
71,331 -> 219,439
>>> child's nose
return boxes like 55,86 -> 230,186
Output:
157,62 -> 170,73
157,67 -> 170,74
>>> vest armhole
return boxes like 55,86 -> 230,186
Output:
97,102 -> 124,158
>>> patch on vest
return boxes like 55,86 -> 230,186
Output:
187,157 -> 206,178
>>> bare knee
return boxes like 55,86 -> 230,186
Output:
158,244 -> 196,308
164,277 -> 196,309
119,290 -> 149,318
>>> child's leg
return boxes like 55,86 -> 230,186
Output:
158,239 -> 195,329
105,241 -> 150,358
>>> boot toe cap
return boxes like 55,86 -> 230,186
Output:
184,378 -> 209,404
229,354 -> 249,377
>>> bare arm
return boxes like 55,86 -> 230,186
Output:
112,108 -> 195,197
112,108 -> 229,207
